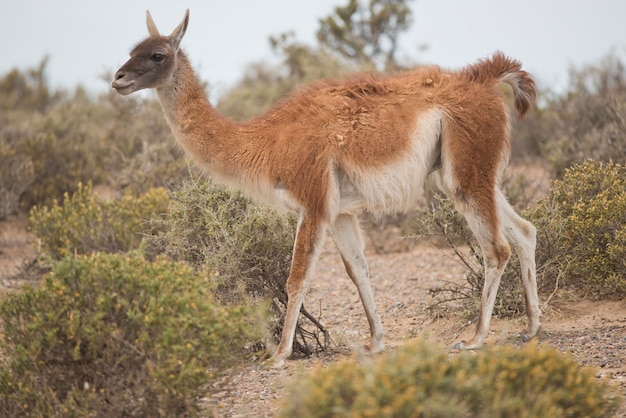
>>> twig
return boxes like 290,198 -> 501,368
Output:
300,304 -> 330,351
542,259 -> 566,308
434,217 -> 482,279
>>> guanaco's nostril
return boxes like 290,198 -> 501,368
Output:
115,71 -> 125,80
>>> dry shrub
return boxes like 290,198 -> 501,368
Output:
0,57 -> 62,114
412,193 -> 529,319
520,53 -> 626,175
0,143 -> 34,219
1,62 -> 190,213
152,178 -> 296,303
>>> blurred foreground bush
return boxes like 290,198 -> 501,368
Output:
278,339 -> 618,417
0,253 -> 256,417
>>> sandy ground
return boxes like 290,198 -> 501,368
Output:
1,218 -> 624,417
202,232 -> 626,417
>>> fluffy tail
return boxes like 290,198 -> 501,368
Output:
463,51 -> 536,119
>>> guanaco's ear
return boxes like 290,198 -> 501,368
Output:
146,10 -> 160,37
169,9 -> 189,49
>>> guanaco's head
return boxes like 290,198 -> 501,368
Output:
112,9 -> 189,95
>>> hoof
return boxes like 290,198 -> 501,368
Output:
452,341 -> 466,350
261,356 -> 285,369
520,325 -> 541,342
363,342 -> 385,355
452,340 -> 482,350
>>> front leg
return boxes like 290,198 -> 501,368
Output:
265,214 -> 328,368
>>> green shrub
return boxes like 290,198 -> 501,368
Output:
155,179 -> 293,339
278,339 -> 619,418
0,252 -> 256,417
528,159 -> 626,298
29,182 -> 169,260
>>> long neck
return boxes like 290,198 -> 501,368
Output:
154,51 -> 284,206
155,51 -> 240,173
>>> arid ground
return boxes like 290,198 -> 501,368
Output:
1,218 -> 624,417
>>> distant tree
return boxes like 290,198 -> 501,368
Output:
317,0 -> 414,71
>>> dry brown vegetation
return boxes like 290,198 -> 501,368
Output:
1,1 -> 625,414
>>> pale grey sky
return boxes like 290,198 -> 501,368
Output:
1,0 -> 625,98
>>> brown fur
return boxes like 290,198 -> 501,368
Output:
112,10 -> 542,367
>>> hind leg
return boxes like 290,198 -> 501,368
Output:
456,206 -> 511,349
496,189 -> 541,340
434,171 -> 511,349
330,213 -> 384,353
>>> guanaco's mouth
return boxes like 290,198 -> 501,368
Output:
111,79 -> 135,95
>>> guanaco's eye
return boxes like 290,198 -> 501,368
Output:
151,53 -> 165,62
